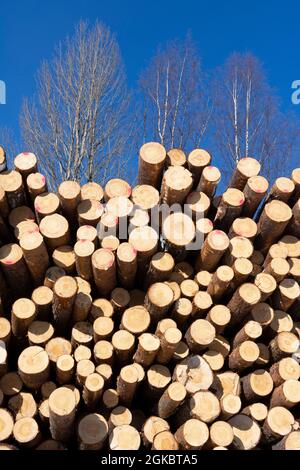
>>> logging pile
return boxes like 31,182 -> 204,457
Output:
0,142 -> 300,450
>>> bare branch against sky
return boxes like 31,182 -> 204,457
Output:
20,21 -> 132,188
138,34 -> 213,152
211,53 -> 300,182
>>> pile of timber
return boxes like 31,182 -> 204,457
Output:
0,142 -> 300,450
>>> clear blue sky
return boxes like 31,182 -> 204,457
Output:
1,0 -> 300,139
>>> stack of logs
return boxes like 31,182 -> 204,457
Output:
0,142 -> 300,450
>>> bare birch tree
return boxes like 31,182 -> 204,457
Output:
20,21 -> 131,188
138,35 -> 212,151
0,126 -> 19,166
212,53 -> 299,181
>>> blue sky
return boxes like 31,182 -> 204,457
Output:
0,0 -> 300,140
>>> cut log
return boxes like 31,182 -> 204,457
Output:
110,287 -> 130,314
131,184 -> 160,211
74,240 -> 94,281
56,354 -> 75,385
207,266 -> 234,301
76,224 -> 98,247
214,188 -> 245,231
58,180 -> 81,225
0,170 -> 26,209
185,191 -> 210,220
145,282 -> 174,323
173,354 -> 213,394
175,418 -> 209,450
109,424 -> 141,450
18,346 -> 49,389
165,148 -> 186,167
11,298 -> 36,338
71,321 -> 93,348
45,337 -> 72,366
80,182 -> 103,202
207,421 -> 234,448
202,350 -> 224,372
43,266 -> 66,290
101,235 -> 120,253
196,230 -> 229,272
229,217 -> 257,240
162,212 -> 195,256
250,302 -> 274,327
77,413 -> 108,450
20,231 -> 49,285
90,298 -> 114,320
48,386 -> 76,442
121,306 -> 150,336
157,381 -> 186,419
0,243 -> 31,295
270,379 -> 300,409
39,214 -> 70,252
262,406 -> 295,444
83,373 -> 104,409
138,142 -> 166,188
272,431 -> 300,450
190,390 -> 220,423
229,414 -> 261,450
34,192 -> 60,222
128,226 -> 158,271
232,321 -> 262,348
228,341 -> 260,372
269,358 -> 300,387
92,248 -> 117,296
116,242 -> 137,289
76,359 -> 95,386
206,305 -> 231,333
74,345 -> 92,362
0,372 -> 23,396
269,332 -> 300,362
242,370 -> 273,402
185,319 -> 215,353
242,403 -> 268,422
28,321 -> 54,347
112,330 -> 135,365
93,341 -> 114,366
194,270 -> 212,290
0,318 -> 11,345
229,157 -> 261,190
156,328 -> 182,364
220,394 -> 241,420
145,252 -> 174,288
104,178 -> 131,201
8,391 -> 37,421
102,389 -> 119,411
256,200 -> 292,251
172,298 -> 193,327
52,276 -> 77,332
187,148 -> 211,186
146,364 -> 171,398
117,365 -> 138,405
227,283 -> 261,325
196,165 -> 221,198
93,317 -> 114,343
13,417 -> 41,448
152,430 -> 178,450
133,333 -> 160,367
161,166 -> 193,205
0,145 -> 7,172
264,257 -> 290,282
272,278 -> 300,311
142,416 -> 170,447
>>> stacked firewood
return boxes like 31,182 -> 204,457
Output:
0,142 -> 300,450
